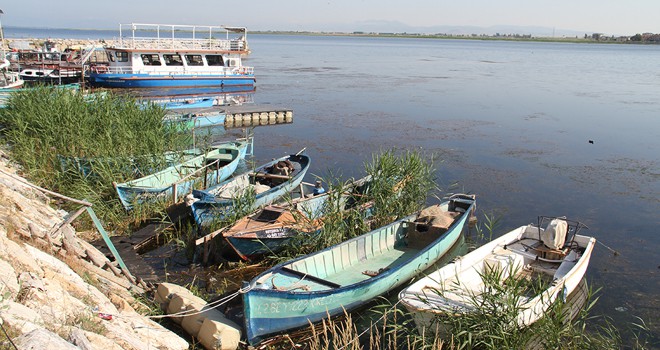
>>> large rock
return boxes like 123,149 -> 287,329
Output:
15,328 -> 79,350
103,317 -> 189,350
22,276 -> 88,325
0,301 -> 44,333
0,258 -> 20,298
0,233 -> 44,276
69,328 -> 125,350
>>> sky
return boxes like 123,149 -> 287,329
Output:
2,0 -> 659,36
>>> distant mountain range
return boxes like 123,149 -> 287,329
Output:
301,21 -> 602,38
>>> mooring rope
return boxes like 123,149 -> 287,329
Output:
145,284 -> 253,320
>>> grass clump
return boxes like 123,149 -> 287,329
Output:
271,149 -> 437,262
0,86 -> 190,231
364,149 -> 437,229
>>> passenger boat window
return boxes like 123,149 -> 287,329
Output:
163,54 -> 183,66
106,51 -> 115,62
115,51 -> 129,62
205,55 -> 225,66
184,55 -> 204,66
141,54 -> 162,66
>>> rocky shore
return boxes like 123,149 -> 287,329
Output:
0,150 -> 189,349
5,38 -> 112,51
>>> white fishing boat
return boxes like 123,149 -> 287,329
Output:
0,59 -> 23,89
0,9 -> 24,89
19,67 -> 81,84
88,23 -> 254,88
399,216 -> 596,334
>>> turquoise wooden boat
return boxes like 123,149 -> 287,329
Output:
242,194 -> 476,345
114,141 -> 247,210
163,110 -> 227,130
190,153 -> 310,231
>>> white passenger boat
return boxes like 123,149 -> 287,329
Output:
399,216 -> 596,334
88,23 -> 254,88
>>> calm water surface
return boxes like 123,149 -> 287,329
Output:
245,35 -> 659,334
8,28 -> 658,337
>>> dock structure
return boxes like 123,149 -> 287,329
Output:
222,105 -> 293,128
166,104 -> 293,129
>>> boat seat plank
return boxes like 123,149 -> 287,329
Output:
205,153 -> 234,162
280,266 -> 341,289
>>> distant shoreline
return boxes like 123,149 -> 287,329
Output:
4,26 -> 658,45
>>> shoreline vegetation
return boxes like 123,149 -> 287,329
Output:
251,30 -> 660,44
4,26 -> 660,45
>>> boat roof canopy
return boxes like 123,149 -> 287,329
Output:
120,23 -> 247,36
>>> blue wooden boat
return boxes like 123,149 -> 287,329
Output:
222,176 -> 372,261
242,194 -> 476,345
163,110 -> 227,130
114,141 -> 247,210
155,97 -> 215,110
59,148 -> 200,179
190,153 -> 311,231
88,23 -> 255,88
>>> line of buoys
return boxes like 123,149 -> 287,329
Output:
224,110 -> 294,128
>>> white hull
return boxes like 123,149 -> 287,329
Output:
399,218 -> 596,334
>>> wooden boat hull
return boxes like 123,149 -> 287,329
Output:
114,141 -> 247,210
190,154 -> 311,231
164,112 -> 227,130
243,196 -> 476,345
160,97 -> 215,110
398,217 -> 596,334
225,229 -> 297,260
223,176 -> 371,260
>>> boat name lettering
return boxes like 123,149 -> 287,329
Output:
256,295 -> 339,315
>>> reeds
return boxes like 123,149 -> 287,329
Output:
270,149 -> 437,263
0,87 -> 190,231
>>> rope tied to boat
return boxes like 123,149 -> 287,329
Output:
146,287 -> 246,320
271,275 -> 311,292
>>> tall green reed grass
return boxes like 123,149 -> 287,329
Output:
0,87 -> 190,232
269,149 -> 437,263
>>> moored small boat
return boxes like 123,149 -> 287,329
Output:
19,67 -> 81,85
1,13 -> 24,90
0,59 -> 23,90
189,153 -> 311,231
242,194 -> 476,345
114,141 -> 248,210
222,175 -> 372,261
398,216 -> 596,334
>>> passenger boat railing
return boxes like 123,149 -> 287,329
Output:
94,66 -> 254,76
117,23 -> 249,53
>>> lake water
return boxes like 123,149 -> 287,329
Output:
246,34 -> 660,337
7,28 -> 659,338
